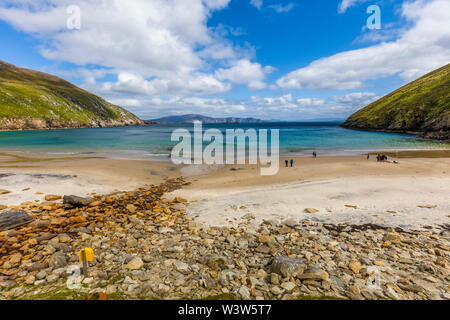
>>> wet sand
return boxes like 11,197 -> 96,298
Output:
0,152 -> 181,206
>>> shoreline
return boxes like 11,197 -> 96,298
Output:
0,146 -> 449,162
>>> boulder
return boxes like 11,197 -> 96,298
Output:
49,253 -> 68,269
63,195 -> 91,207
270,256 -> 305,278
0,210 -> 34,231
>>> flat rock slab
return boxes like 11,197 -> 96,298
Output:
63,195 -> 91,207
271,256 -> 305,278
0,210 -> 34,232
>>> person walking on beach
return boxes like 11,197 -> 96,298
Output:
290,159 -> 294,167
285,160 -> 289,167
313,152 -> 317,158
367,153 -> 370,160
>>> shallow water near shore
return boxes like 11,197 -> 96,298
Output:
0,123 -> 448,160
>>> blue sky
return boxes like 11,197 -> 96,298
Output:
0,0 -> 449,120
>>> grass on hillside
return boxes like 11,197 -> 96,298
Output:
0,61 -> 140,124
343,63 -> 450,130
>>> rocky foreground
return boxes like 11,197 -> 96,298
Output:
0,179 -> 449,300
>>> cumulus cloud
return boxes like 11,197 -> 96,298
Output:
110,89 -> 379,120
246,92 -> 374,120
332,92 -> 379,106
338,0 -> 368,13
98,72 -> 231,96
250,0 -> 263,10
278,0 -> 450,91
215,59 -> 274,90
0,0 -> 272,96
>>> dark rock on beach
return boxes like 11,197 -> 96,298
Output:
63,195 -> 91,207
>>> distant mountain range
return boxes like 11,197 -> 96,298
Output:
342,64 -> 449,141
149,114 -> 266,124
0,60 -> 143,131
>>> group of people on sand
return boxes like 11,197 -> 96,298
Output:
367,153 -> 388,161
367,153 -> 399,164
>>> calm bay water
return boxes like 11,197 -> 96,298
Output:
0,123 -> 448,159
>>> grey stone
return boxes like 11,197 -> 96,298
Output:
297,267 -> 329,281
49,252 -> 68,269
0,280 -> 17,289
238,285 -> 251,299
63,195 -> 91,207
271,256 -> 305,278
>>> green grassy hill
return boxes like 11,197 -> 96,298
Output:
0,60 -> 143,130
341,64 -> 450,140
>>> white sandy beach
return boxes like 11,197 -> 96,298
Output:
1,150 -> 449,232
168,154 -> 450,232
172,176 -> 450,231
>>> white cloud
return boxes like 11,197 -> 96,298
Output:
247,92 -> 373,120
108,98 -> 143,108
267,3 -> 295,13
117,90 -> 379,121
250,0 -> 294,13
332,92 -> 379,106
250,0 -> 263,10
215,59 -> 274,89
0,1 -> 211,75
0,0 -> 274,96
354,23 -> 406,44
278,0 -> 450,90
338,0 -> 368,13
97,72 -> 231,96
296,98 -> 327,107
125,96 -> 241,119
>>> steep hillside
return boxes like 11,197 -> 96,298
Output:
341,64 -> 449,140
0,60 -> 143,130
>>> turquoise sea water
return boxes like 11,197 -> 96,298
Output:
0,123 -> 448,159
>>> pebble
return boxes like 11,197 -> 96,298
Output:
281,282 -> 296,292
126,257 -> 144,270
304,208 -> 319,214
173,260 -> 190,273
349,260 -> 362,274
45,195 -> 62,201
297,267 -> 329,281
238,286 -> 251,299
270,286 -> 283,295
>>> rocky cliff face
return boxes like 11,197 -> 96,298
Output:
0,60 -> 143,131
341,64 -> 449,141
0,117 -> 143,131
